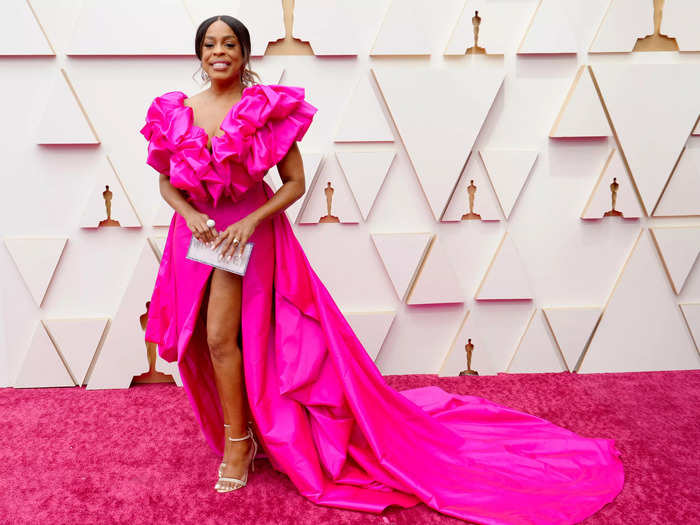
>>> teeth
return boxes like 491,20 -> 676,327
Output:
212,62 -> 230,70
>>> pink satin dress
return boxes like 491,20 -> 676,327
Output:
140,83 -> 624,524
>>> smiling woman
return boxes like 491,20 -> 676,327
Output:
140,14 -> 624,525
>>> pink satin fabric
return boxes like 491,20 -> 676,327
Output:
140,84 -> 624,524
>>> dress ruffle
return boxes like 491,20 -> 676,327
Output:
139,84 -> 318,207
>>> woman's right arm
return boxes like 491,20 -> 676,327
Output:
159,173 -> 217,243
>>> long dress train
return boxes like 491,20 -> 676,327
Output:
140,83 -> 624,525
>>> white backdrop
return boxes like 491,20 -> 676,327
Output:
1,0 -> 699,389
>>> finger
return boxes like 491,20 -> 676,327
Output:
206,223 -> 217,243
212,230 -> 226,250
231,234 -> 243,258
219,238 -> 233,260
208,228 -> 219,245
200,225 -> 212,243
225,238 -> 239,260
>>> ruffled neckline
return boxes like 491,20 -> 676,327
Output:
176,88 -> 252,154
140,83 -> 318,207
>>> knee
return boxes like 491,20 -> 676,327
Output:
207,326 -> 240,362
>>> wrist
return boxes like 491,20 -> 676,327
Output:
181,206 -> 198,221
249,212 -> 262,226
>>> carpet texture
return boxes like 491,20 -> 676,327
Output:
1,370 -> 698,524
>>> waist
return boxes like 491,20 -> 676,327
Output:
188,181 -> 267,229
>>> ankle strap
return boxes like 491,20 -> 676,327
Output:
228,431 -> 251,442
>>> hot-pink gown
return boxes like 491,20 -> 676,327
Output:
140,83 -> 624,525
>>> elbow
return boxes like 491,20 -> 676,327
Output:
295,181 -> 306,202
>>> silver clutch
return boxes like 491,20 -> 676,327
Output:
186,236 -> 254,276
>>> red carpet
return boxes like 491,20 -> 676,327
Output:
1,370 -> 698,524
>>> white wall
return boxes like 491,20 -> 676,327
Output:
1,0 -> 699,388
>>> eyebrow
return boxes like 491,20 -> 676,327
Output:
204,35 -> 237,40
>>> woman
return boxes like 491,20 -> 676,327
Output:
140,15 -> 624,524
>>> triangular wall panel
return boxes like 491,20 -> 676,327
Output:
298,154 -> 362,224
442,153 -> 503,222
518,0 -> 577,54
334,75 -> 394,142
680,303 -> 700,355
407,236 -> 465,305
371,232 -> 432,302
373,65 -> 504,220
580,230 -> 700,373
4,237 -> 67,307
589,0 -> 650,53
86,242 -> 158,389
654,147 -> 700,217
0,0 -> 54,55
342,311 -> 396,361
14,321 -> 74,388
475,232 -> 533,300
479,149 -> 538,219
237,0 -> 287,57
591,63 -> 700,215
371,0 -> 448,55
35,69 -> 98,144
445,0 -> 533,56
293,0 -> 390,56
543,307 -> 602,371
590,0 -> 700,53
650,226 -> 700,295
265,152 -> 323,224
507,310 -> 567,373
336,150 -> 395,220
581,148 -> 644,220
438,302 -> 535,376
151,199 -> 174,227
550,66 -> 609,138
67,0 -> 193,55
79,155 -> 142,228
44,318 -> 109,386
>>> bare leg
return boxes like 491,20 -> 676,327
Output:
206,268 -> 253,490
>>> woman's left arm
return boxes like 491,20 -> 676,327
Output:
249,141 -> 306,225
213,142 -> 306,259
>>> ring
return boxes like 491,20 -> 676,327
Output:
233,237 -> 240,245
206,219 -> 215,228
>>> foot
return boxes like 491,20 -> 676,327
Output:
216,427 -> 254,492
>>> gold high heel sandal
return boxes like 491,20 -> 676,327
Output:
216,422 -> 258,492
218,422 -> 254,477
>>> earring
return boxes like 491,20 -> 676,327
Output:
200,66 -> 209,82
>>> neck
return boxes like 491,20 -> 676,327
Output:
209,77 -> 244,99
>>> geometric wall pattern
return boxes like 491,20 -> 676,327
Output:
4,238 -> 67,307
579,230 -> 700,373
581,148 -> 643,220
507,309 -> 567,374
590,63 -> 700,216
3,1 -> 700,388
14,321 -> 74,388
650,226 -> 700,295
44,317 -> 109,386
654,147 -> 700,217
544,307 -> 602,371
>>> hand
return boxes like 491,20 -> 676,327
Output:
184,210 -> 218,244
212,215 -> 259,260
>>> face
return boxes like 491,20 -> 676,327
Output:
201,20 -> 244,81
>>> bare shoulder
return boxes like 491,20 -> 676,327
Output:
183,92 -> 205,109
